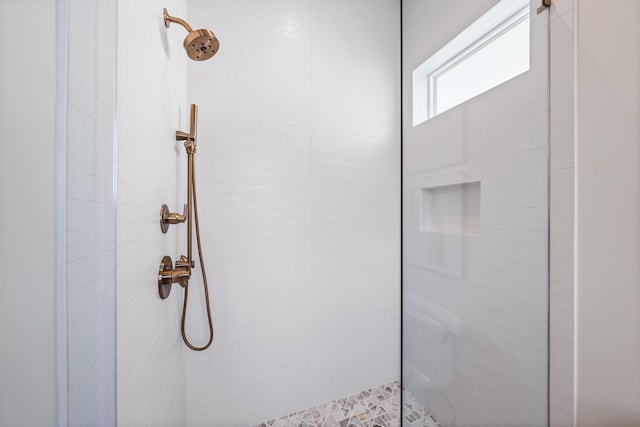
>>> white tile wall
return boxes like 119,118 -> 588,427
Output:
184,1 -> 400,425
66,0 -> 117,425
116,0 -> 188,425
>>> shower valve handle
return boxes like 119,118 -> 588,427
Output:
158,255 -> 192,299
165,204 -> 187,224
160,204 -> 186,233
176,255 -> 195,270
175,256 -> 192,288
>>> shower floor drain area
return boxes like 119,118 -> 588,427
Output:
253,381 -> 400,427
401,390 -> 441,427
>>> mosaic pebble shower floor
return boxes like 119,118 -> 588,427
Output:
252,382 -> 442,427
253,382 -> 401,427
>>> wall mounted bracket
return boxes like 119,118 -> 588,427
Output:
537,0 -> 551,14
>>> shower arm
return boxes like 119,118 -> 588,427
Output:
163,8 -> 193,32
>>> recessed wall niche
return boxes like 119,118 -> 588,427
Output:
420,181 -> 481,236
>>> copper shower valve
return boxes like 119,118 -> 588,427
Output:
160,204 -> 187,233
158,255 -> 194,299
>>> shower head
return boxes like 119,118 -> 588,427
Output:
163,8 -> 219,61
183,29 -> 219,61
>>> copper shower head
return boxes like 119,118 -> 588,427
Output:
163,8 -> 219,61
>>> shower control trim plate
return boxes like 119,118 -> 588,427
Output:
158,256 -> 173,299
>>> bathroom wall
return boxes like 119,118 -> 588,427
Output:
0,1 -> 58,425
2,1 -> 120,425
575,1 -> 640,425
402,1 -> 553,425
66,0 -> 118,425
116,0 -> 188,425
184,0 -> 401,425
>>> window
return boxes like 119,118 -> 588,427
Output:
413,0 -> 530,126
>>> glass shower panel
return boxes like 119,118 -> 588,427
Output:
402,1 -> 549,426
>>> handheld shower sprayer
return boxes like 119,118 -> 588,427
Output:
163,8 -> 219,61
158,104 -> 214,351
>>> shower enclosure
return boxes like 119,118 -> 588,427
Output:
45,0 -> 555,425
402,0 -> 550,426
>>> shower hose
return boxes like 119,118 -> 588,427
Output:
181,159 -> 214,351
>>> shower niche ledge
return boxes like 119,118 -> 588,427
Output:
420,181 -> 481,236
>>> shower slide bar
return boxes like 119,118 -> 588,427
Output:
157,104 -> 214,351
